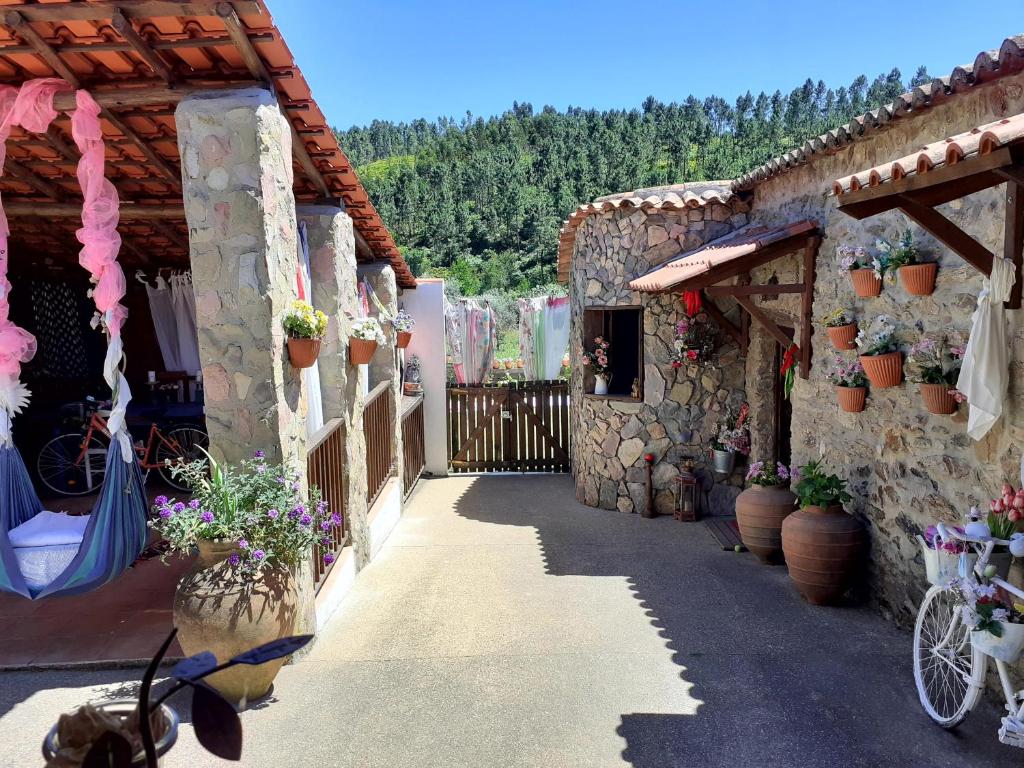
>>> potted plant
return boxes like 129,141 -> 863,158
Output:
826,354 -> 868,412
710,403 -> 750,475
392,310 -> 415,349
782,459 -> 866,605
282,300 -> 328,369
954,581 -> 1024,664
917,524 -> 975,586
671,312 -> 717,368
820,307 -> 857,351
905,337 -> 964,415
154,452 -> 340,704
350,317 -> 384,365
581,336 -> 611,394
735,460 -> 797,564
986,484 -> 1024,579
855,314 -> 902,388
879,230 -> 936,295
404,354 -> 423,395
838,244 -> 883,297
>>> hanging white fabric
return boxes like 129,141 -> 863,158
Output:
297,221 -> 324,440
145,276 -> 181,371
956,256 -> 1016,441
168,273 -> 201,375
517,296 -> 570,380
445,298 -> 495,385
542,298 -> 570,379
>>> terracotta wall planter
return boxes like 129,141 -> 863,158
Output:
349,337 -> 378,365
781,504 -> 866,605
396,330 -> 413,349
919,382 -> 957,414
859,351 -> 902,388
735,484 -> 797,563
899,262 -> 937,296
835,386 -> 866,412
826,323 -> 858,351
287,338 -> 321,369
849,269 -> 881,297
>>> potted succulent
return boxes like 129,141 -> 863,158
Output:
782,459 -> 866,605
349,316 -> 385,365
838,244 -> 882,298
672,312 -> 717,368
282,300 -> 328,369
855,314 -> 902,388
879,230 -> 936,296
826,354 -> 869,412
392,309 -> 415,349
710,403 -> 750,475
581,336 -> 611,394
820,307 -> 857,351
905,337 -> 964,415
735,460 -> 797,564
154,452 -> 339,704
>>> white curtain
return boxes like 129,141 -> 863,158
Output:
518,296 -> 569,380
445,298 -> 496,385
146,276 -> 180,370
297,221 -> 325,440
145,273 -> 200,374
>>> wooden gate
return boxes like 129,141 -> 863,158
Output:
447,380 -> 570,473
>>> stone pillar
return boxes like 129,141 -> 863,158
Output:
298,205 -> 371,568
177,87 -> 306,468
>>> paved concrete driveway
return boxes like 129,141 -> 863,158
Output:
0,475 -> 1012,766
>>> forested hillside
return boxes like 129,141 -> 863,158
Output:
336,66 -> 929,298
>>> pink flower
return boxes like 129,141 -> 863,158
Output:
994,499 -> 1006,513
1011,509 -> 1022,522
1003,483 -> 1014,497
1003,493 -> 1015,507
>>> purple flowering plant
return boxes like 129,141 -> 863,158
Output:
150,449 -> 337,574
745,459 -> 793,487
825,354 -> 868,388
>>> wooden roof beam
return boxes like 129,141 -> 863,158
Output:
4,202 -> 184,219
111,10 -> 176,84
896,195 -> 995,277
0,32 -> 275,56
0,2 -> 263,23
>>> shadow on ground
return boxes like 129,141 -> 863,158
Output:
449,474 -> 1008,768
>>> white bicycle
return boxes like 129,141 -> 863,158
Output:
913,523 -> 1024,747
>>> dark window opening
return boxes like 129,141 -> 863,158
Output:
583,306 -> 643,398
773,340 -> 793,466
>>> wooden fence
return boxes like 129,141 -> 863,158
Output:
364,381 -> 395,506
306,417 -> 347,588
401,396 -> 426,499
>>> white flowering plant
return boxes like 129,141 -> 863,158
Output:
905,337 -> 964,386
854,315 -> 898,356
351,317 -> 385,343
876,229 -> 919,271
836,244 -> 869,272
391,310 -> 415,333
951,578 -> 1024,638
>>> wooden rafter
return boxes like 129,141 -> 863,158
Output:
736,297 -> 795,348
1005,181 -> 1024,310
4,201 -> 183,219
896,195 -> 995,276
704,283 -> 806,297
701,296 -> 745,352
111,10 -> 176,84
0,2 -> 263,23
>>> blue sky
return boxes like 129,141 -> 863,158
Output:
270,1 -> 1023,130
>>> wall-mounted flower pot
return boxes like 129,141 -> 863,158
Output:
849,269 -> 882,297
349,337 -> 378,365
859,351 -> 902,388
287,338 -> 321,369
899,262 -> 937,296
826,323 -> 858,351
396,331 -> 413,349
781,504 -> 866,606
711,449 -> 736,475
835,385 -> 866,412
735,483 -> 797,564
919,383 -> 957,415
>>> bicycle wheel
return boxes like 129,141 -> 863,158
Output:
37,433 -> 109,497
913,585 -> 986,728
155,426 -> 209,490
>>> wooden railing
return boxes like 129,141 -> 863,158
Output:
401,395 -> 425,499
364,381 -> 395,506
306,417 -> 348,588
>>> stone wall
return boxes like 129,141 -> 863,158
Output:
569,201 -> 751,516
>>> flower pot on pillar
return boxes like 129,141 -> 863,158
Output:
287,338 -> 321,369
899,262 -> 937,296
859,352 -> 902,388
849,269 -> 882,297
919,383 -> 957,414
735,484 -> 797,563
835,386 -> 866,413
781,504 -> 866,605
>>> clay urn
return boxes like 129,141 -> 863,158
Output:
735,484 -> 797,564
849,269 -> 882,297
859,351 -> 902,388
919,383 -> 956,415
826,323 -> 858,351
835,386 -> 866,413
899,262 -> 937,296
781,504 -> 866,605
396,331 -> 413,349
349,337 -> 378,365
287,338 -> 321,369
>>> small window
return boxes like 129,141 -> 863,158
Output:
583,306 -> 644,398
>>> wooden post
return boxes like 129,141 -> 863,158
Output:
1004,181 -> 1024,310
799,236 -> 820,378
643,454 -> 655,519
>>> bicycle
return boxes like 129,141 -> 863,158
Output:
913,523 -> 1024,747
36,399 -> 208,496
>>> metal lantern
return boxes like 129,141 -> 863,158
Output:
675,458 -> 700,522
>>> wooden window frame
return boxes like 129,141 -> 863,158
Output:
582,305 -> 645,401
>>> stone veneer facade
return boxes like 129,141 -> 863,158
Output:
569,72 -> 1024,627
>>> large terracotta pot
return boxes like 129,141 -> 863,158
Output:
859,351 -> 902,388
826,323 -> 858,351
735,484 -> 797,564
396,330 -> 413,349
835,385 -> 866,412
349,337 -> 378,365
174,540 -> 299,704
781,504 -> 866,605
287,338 -> 321,369
849,268 -> 881,297
899,262 -> 937,296
918,382 -> 956,414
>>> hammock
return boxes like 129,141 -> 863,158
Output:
0,79 -> 148,599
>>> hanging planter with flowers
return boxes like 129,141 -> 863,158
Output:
282,300 -> 329,369
672,312 -> 717,370
710,403 -> 750,475
838,244 -> 883,297
878,230 -> 937,296
349,317 -> 385,365
581,336 -> 611,394
905,336 -> 965,414
918,525 -> 974,586
820,307 -> 857,351
392,310 -> 416,348
855,315 -> 902,388
826,354 -> 868,412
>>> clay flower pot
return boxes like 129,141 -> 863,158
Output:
859,351 -> 902,388
919,382 -> 957,414
899,262 -> 937,296
287,338 -> 321,369
735,484 -> 797,564
42,700 -> 179,767
173,540 -> 299,703
396,331 -> 413,349
849,268 -> 882,297
826,323 -> 858,351
349,337 -> 378,365
781,504 -> 866,605
835,386 -> 866,413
